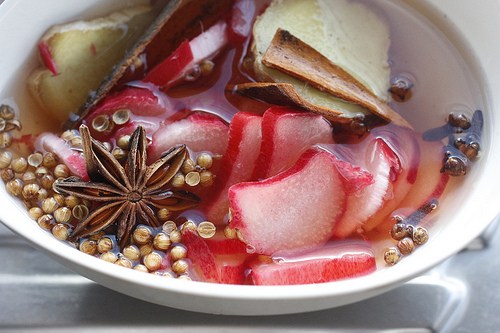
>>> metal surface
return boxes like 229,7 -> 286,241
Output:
1,218 -> 499,332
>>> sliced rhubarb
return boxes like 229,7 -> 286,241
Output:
250,240 -> 376,285
148,112 -> 229,163
183,229 -> 249,284
143,21 -> 228,89
82,87 -> 172,140
205,112 -> 262,223
34,133 -> 88,181
204,230 -> 248,255
229,148 -> 372,255
215,254 -> 249,284
252,106 -> 334,180
227,0 -> 256,45
373,136 -> 449,233
359,126 -> 420,233
324,125 -> 418,238
182,229 -> 220,282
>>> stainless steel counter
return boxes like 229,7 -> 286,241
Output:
1,218 -> 499,332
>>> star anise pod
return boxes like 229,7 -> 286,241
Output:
54,124 -> 200,249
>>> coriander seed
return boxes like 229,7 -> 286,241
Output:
139,243 -> 154,257
40,174 -> 55,189
0,168 -> 14,182
123,245 -> 141,261
100,252 -> 117,263
72,204 -> 89,220
185,171 -> 200,186
170,245 -> 187,261
143,252 -> 163,271
51,223 -> 69,240
42,152 -> 58,168
97,237 -> 114,253
112,148 -> 126,160
153,233 -> 171,251
21,171 -> 36,183
172,259 -> 188,274
133,226 -> 153,244
27,153 -> 43,167
79,240 -> 97,255
224,225 -> 237,239
170,230 -> 182,243
181,221 -> 196,232
197,221 -> 216,238
162,221 -> 177,235
42,197 -> 59,214
28,207 -> 43,220
113,109 -> 130,126
22,183 -> 40,200
116,135 -> 130,149
199,170 -> 214,187
64,195 -> 80,208
115,258 -> 132,268
11,157 -> 28,173
37,214 -> 55,230
54,207 -> 72,223
60,130 -> 76,141
36,188 -> 49,202
0,132 -> 13,147
157,208 -> 171,220
181,158 -> 196,174
6,178 -> 23,196
171,173 -> 185,188
133,264 -> 149,273
0,151 -> 12,168
196,153 -> 213,169
54,164 -> 69,178
34,166 -> 49,178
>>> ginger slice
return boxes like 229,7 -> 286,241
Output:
261,28 -> 411,129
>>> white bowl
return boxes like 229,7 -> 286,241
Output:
0,0 -> 499,315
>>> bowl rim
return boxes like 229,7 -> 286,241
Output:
1,0 -> 499,315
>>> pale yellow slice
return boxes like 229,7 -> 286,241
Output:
28,5 -> 153,122
252,0 -> 391,119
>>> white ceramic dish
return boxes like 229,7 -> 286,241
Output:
0,0 -> 499,315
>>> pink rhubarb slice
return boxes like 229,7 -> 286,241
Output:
250,240 -> 376,285
143,21 -> 228,89
148,112 -> 229,163
228,148 -> 372,256
205,112 -> 262,223
182,229 -> 248,284
227,0 -> 256,45
326,126 -> 419,238
252,106 -> 334,180
34,133 -> 88,181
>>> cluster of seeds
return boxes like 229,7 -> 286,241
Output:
383,200 -> 436,266
91,109 -> 131,134
0,147 -> 92,241
0,111 -> 223,280
171,152 -> 217,189
75,219 -> 217,279
423,110 -> 483,177
0,104 -> 21,148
